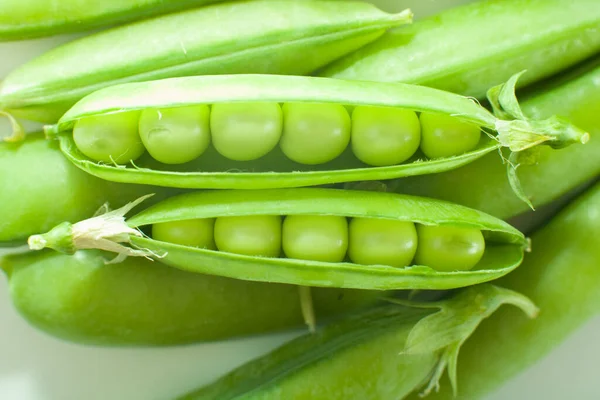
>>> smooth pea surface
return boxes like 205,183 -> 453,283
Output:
351,106 -> 421,166
152,219 -> 216,250
282,215 -> 348,262
210,102 -> 283,161
414,225 -> 485,272
348,218 -> 418,268
139,105 -> 210,164
73,111 -> 144,164
214,215 -> 282,257
280,103 -> 351,165
419,112 -> 481,159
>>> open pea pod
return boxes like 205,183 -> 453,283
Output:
28,188 -> 529,291
44,74 -> 588,202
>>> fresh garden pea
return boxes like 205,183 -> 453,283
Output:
44,74 -> 588,199
320,0 -> 600,100
388,56 -> 600,220
28,188 -> 529,291
139,105 -> 211,164
282,215 -> 348,263
0,1 -> 412,123
0,0 -> 226,41
152,218 -> 216,250
405,180 -> 600,400
0,132 -> 173,243
175,284 -> 538,400
73,110 -> 144,164
0,249 -> 382,346
214,216 -> 282,258
419,112 -> 481,159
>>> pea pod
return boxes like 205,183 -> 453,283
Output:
44,74 -> 587,201
0,1 -> 411,123
405,178 -> 600,399
320,0 -> 600,99
387,55 -> 600,220
28,188 -> 529,291
175,284 -> 538,400
0,132 -> 175,243
0,0 -> 225,41
0,248 -> 381,346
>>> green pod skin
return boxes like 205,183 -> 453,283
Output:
0,0 -> 225,41
29,188 -> 529,291
404,181 -> 600,399
0,132 -> 174,243
0,1 -> 412,123
0,249 -> 381,346
45,74 -> 587,190
320,0 -> 600,99
175,284 -> 538,400
388,56 -> 600,220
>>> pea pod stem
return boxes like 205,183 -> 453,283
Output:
27,188 -> 529,291
175,284 -> 538,400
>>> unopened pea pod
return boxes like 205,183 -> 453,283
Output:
0,0 -> 225,41
175,284 -> 538,400
0,1 -> 411,123
0,249 -> 381,346
320,0 -> 600,100
28,188 -> 529,291
45,74 -> 588,199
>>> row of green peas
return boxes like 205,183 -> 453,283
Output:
152,214 -> 486,272
73,102 -> 482,167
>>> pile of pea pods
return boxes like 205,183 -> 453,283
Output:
1,0 -> 599,398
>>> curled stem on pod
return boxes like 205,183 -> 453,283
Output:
28,188 -> 530,291
174,284 -> 538,400
0,249 -> 382,346
0,1 -> 412,123
43,74 -> 588,206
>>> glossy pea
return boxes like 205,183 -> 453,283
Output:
214,215 -> 282,258
282,215 -> 348,263
280,103 -> 351,165
414,225 -> 485,272
29,188 -> 528,291
152,218 -> 216,250
45,74 -> 587,190
211,103 -> 282,161
73,110 -> 144,164
351,106 -> 420,166
348,218 -> 417,268
0,249 -> 382,346
0,1 -> 412,123
139,106 -> 211,165
419,112 -> 481,159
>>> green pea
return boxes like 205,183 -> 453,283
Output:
214,215 -> 281,257
348,218 -> 417,268
210,102 -> 282,161
152,218 -> 216,250
282,215 -> 348,263
72,111 -> 144,164
419,112 -> 481,159
139,105 -> 210,164
280,103 -> 351,165
351,106 -> 420,166
414,225 -> 485,272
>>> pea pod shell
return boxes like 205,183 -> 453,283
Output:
176,284 -> 538,400
48,74 -> 500,189
320,0 -> 600,99
30,188 -> 529,291
0,1 -> 411,122
1,249 -> 381,346
0,0 -> 224,41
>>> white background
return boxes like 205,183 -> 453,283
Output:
1,0 -> 599,399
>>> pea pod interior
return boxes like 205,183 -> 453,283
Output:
114,188 -> 528,290
47,74 -> 502,189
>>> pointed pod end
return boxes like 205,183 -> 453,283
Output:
27,222 -> 75,254
28,235 -> 48,251
581,132 -> 590,144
